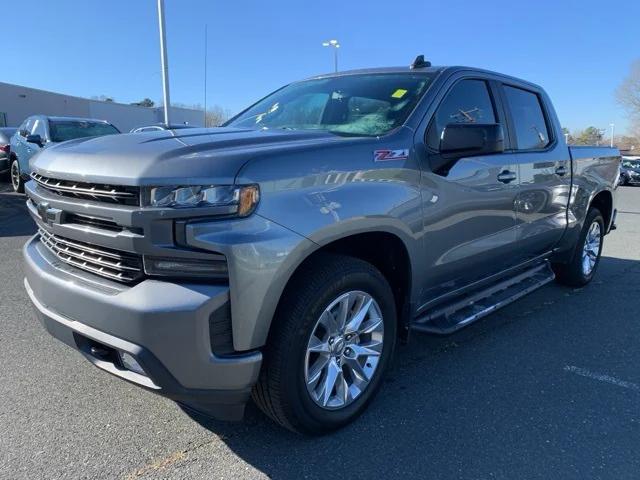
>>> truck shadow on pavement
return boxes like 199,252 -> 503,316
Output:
183,255 -> 640,479
0,190 -> 35,237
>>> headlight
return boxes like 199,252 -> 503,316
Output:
147,184 -> 259,216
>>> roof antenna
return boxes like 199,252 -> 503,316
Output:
410,54 -> 431,69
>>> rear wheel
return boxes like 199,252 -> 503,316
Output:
553,207 -> 604,287
252,254 -> 397,434
10,159 -> 24,193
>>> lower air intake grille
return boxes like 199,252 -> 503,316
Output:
209,303 -> 235,356
38,228 -> 144,283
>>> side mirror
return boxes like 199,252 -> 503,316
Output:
26,134 -> 43,147
431,123 -> 504,173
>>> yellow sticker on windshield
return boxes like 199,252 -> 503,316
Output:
391,88 -> 408,99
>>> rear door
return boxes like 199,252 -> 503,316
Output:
499,84 -> 571,260
417,76 -> 521,304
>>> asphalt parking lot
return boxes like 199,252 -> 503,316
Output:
1,182 -> 639,480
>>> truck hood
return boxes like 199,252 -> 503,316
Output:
31,127 -> 349,186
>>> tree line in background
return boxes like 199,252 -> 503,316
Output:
562,125 -> 639,152
90,96 -> 233,127
172,103 -> 233,127
562,126 -> 604,146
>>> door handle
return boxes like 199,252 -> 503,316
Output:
555,165 -> 568,176
497,170 -> 517,184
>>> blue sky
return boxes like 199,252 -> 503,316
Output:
3,0 -> 639,133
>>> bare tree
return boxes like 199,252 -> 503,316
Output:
172,103 -> 232,127
617,60 -> 640,131
205,105 -> 233,127
613,62 -> 640,149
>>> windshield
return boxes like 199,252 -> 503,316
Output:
49,121 -> 120,143
227,73 -> 434,136
622,159 -> 640,169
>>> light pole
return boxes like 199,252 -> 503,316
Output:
322,39 -> 340,73
157,0 -> 171,125
204,24 -> 208,127
610,123 -> 615,148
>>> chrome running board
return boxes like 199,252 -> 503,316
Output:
411,262 -> 555,335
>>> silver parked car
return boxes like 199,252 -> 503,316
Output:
9,116 -> 120,193
130,123 -> 195,133
23,59 -> 619,434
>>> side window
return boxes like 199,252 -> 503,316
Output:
427,79 -> 496,150
20,119 -> 34,137
32,119 -> 46,138
503,86 -> 550,150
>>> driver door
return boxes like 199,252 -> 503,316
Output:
13,118 -> 34,168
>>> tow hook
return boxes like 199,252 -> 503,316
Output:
90,345 -> 111,359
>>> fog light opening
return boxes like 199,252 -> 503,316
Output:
119,352 -> 147,377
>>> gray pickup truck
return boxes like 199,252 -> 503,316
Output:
23,58 -> 619,434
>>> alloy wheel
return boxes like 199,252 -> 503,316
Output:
304,290 -> 384,410
581,220 -> 601,276
10,161 -> 20,191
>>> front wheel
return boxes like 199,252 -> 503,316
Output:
552,207 -> 604,287
252,254 -> 397,434
10,159 -> 24,193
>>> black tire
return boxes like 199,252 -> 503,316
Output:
552,207 -> 604,287
10,159 -> 24,193
252,253 -> 397,434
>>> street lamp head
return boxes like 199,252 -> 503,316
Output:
322,39 -> 340,73
322,39 -> 340,48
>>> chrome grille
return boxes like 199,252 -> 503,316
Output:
38,228 -> 144,283
31,172 -> 140,206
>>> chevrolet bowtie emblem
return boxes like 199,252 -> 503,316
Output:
37,202 -> 62,226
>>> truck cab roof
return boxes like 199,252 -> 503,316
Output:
305,65 -> 545,92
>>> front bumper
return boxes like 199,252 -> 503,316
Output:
23,235 -> 262,420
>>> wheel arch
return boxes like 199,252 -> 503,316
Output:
589,188 -> 614,233
261,228 -> 416,348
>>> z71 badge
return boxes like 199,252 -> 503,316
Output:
373,149 -> 409,162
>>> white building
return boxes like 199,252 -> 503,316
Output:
0,81 -> 203,132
